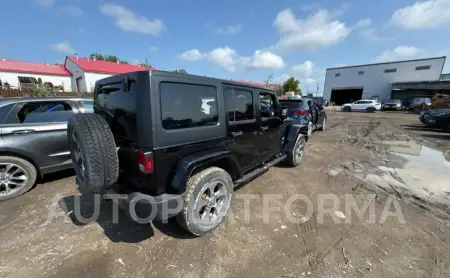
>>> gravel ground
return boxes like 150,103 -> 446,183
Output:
0,110 -> 449,278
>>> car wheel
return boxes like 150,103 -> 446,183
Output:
343,106 -> 351,112
366,107 -> 375,113
0,156 -> 37,201
318,117 -> 326,131
68,113 -> 119,193
285,134 -> 306,167
176,167 -> 233,236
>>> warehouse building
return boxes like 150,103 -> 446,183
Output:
323,57 -> 447,105
0,58 -> 72,91
64,56 -> 154,92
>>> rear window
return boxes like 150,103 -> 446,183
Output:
160,82 -> 218,130
279,100 -> 308,110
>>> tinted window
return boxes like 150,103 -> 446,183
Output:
23,111 -> 74,123
358,71 -> 364,75
279,100 -> 308,110
17,101 -> 72,123
160,82 -> 218,130
225,88 -> 254,122
335,73 -> 341,77
416,65 -> 431,71
0,103 -> 15,124
259,93 -> 278,117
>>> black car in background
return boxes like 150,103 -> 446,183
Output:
278,97 -> 327,136
0,97 -> 93,201
420,109 -> 450,130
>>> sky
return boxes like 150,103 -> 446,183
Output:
2,0 -> 450,93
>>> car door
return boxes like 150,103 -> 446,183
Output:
257,91 -> 283,163
224,86 -> 258,172
1,100 -> 76,174
308,100 -> 319,125
314,101 -> 325,125
351,101 -> 363,110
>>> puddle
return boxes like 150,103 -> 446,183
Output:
348,140 -> 450,212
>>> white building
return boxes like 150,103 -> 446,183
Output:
323,57 -> 446,105
64,56 -> 153,92
0,58 -> 72,91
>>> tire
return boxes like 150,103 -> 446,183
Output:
285,134 -> 306,167
176,167 -> 233,236
317,117 -> 326,131
343,106 -> 351,112
67,113 -> 119,194
0,156 -> 37,201
366,107 -> 375,113
307,121 -> 313,136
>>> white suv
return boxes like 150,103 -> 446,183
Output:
341,100 -> 382,112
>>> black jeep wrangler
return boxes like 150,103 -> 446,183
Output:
67,70 -> 307,236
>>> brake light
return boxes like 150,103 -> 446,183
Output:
293,110 -> 308,115
137,150 -> 153,174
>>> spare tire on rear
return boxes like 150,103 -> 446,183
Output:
68,113 -> 119,193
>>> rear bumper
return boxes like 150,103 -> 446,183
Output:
104,186 -> 184,222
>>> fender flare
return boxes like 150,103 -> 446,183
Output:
169,148 -> 241,194
283,124 -> 307,154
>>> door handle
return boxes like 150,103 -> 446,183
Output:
11,129 -> 35,135
260,126 -> 269,131
230,131 -> 243,137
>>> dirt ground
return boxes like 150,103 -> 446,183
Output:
1,110 -> 450,278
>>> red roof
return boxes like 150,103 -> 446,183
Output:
0,59 -> 71,76
67,56 -> 155,75
232,80 -> 266,87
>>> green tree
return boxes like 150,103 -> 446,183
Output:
173,69 -> 188,74
89,53 -> 105,60
89,53 -> 129,64
307,93 -> 313,97
282,77 -> 300,93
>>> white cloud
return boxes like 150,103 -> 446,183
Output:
34,0 -> 55,7
148,46 -> 158,52
178,49 -> 204,61
291,61 -> 323,85
178,47 -> 286,72
50,42 -> 75,55
214,25 -> 242,35
61,6 -> 85,17
391,0 -> 450,29
100,4 -> 164,35
374,45 -> 425,62
239,50 -> 286,70
272,8 -> 351,52
354,18 -> 372,29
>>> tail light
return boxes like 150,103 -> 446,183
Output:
293,110 -> 308,115
137,150 -> 153,174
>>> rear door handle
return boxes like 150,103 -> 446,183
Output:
11,129 -> 35,135
260,126 -> 269,131
230,131 -> 243,137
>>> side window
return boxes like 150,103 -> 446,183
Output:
160,82 -> 218,130
225,88 -> 254,122
17,101 -> 72,123
0,103 -> 15,124
353,101 -> 362,104
259,93 -> 278,118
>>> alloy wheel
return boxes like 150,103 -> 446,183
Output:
196,181 -> 229,224
0,163 -> 28,197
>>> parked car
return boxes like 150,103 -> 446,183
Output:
0,97 -> 93,201
341,100 -> 382,112
419,109 -> 450,125
381,99 -> 403,111
409,96 -> 432,112
278,97 -> 327,136
421,109 -> 450,129
67,70 -> 307,236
